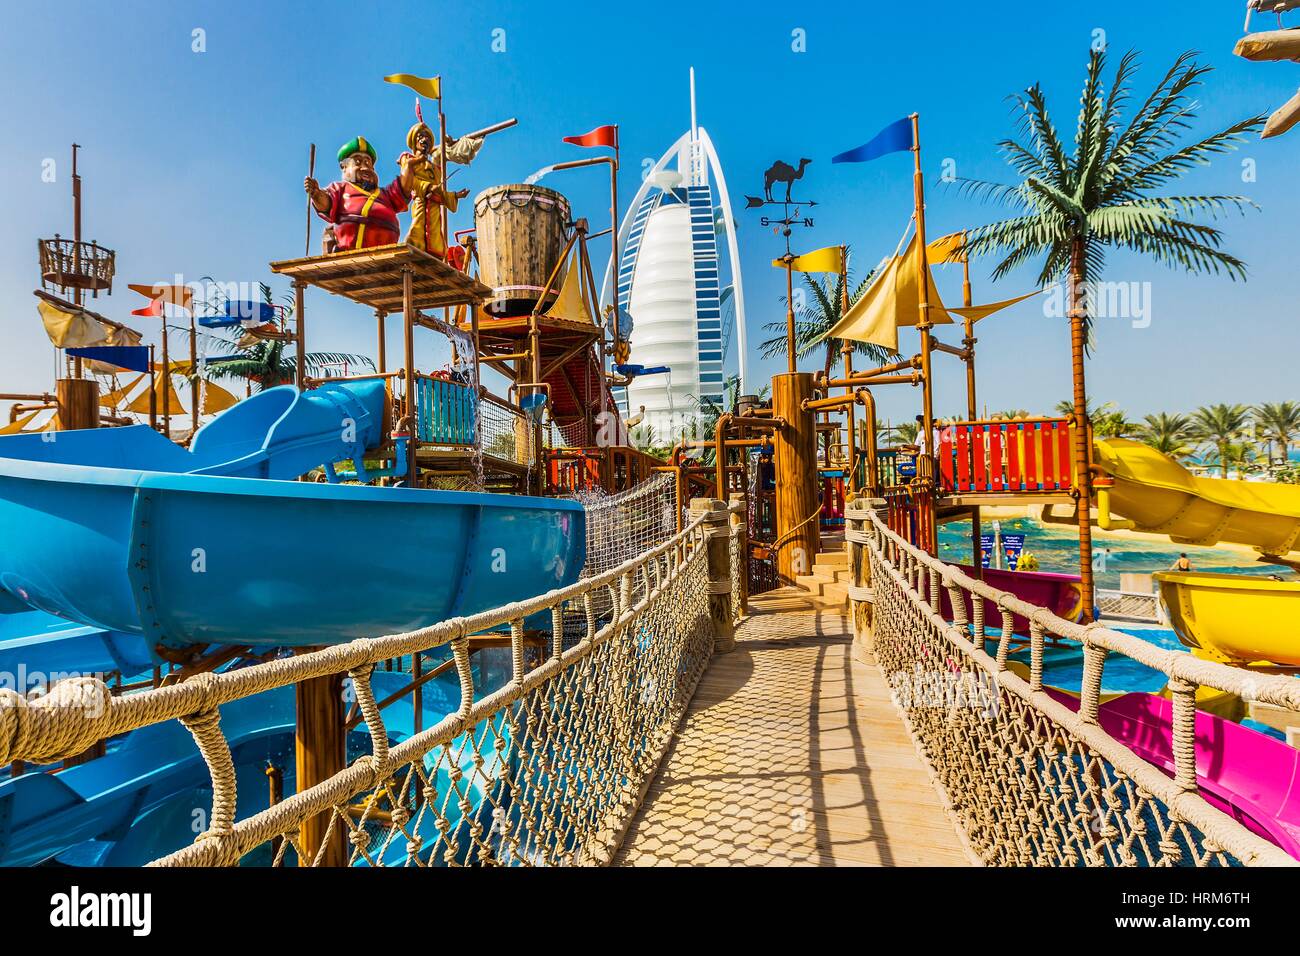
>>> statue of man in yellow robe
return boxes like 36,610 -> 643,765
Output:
400,122 -> 480,266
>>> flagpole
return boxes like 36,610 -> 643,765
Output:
962,246 -> 981,578
438,80 -> 448,265
784,254 -> 796,374
910,112 -> 936,552
609,126 -> 621,367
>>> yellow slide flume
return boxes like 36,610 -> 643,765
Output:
1092,438 -> 1300,556
1093,439 -> 1300,667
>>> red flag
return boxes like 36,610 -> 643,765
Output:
131,299 -> 163,317
562,125 -> 617,149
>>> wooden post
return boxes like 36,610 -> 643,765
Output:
783,255 -> 796,374
848,505 -> 874,664
295,665 -> 346,866
689,498 -> 734,654
840,246 -> 857,492
402,266 -> 417,487
772,372 -> 819,584
376,309 -> 387,373
189,310 -> 199,432
160,311 -> 171,434
55,378 -> 99,430
294,279 -> 307,388
148,344 -> 157,430
729,491 -> 749,619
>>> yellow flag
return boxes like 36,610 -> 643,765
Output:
38,299 -> 108,348
772,246 -> 844,274
948,289 -> 1043,323
926,231 -> 967,265
384,73 -> 441,99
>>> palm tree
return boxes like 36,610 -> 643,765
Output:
1053,399 -> 1130,437
198,282 -> 373,392
959,48 -> 1263,618
1253,401 -> 1300,470
759,255 -> 893,377
1190,403 -> 1253,477
1136,412 -> 1195,458
1204,440 -> 1258,479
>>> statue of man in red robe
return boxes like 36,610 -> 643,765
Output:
305,136 -> 414,253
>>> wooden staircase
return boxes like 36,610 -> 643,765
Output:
785,534 -> 851,614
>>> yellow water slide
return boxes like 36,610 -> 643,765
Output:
1092,438 -> 1300,667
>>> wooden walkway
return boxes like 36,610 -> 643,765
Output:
616,587 -> 974,866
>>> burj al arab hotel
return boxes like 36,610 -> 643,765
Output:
603,70 -> 747,422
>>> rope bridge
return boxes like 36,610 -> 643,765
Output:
0,501 -> 744,867
845,501 -> 1300,867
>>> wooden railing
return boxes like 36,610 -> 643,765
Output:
414,375 -> 476,446
937,418 -> 1074,494
546,445 -> 663,495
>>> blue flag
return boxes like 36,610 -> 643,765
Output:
832,117 -> 912,163
65,345 -> 151,373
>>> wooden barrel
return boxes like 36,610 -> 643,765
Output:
473,184 -> 571,317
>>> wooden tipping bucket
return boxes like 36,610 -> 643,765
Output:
473,184 -> 572,317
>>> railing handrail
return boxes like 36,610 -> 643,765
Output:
847,499 -> 1300,867
847,501 -> 1300,711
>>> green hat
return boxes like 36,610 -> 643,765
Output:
337,136 -> 377,164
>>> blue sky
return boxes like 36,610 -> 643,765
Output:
3,0 -> 1297,429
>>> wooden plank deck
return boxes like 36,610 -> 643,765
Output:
616,587 -> 974,867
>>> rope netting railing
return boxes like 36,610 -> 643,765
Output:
572,471 -> 678,578
845,502 -> 1300,867
0,501 -> 743,867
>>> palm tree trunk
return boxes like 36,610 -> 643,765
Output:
1220,441 -> 1229,478
1068,239 -> 1095,622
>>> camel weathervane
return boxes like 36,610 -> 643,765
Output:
745,158 -> 817,257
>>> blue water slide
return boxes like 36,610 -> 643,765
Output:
0,604 -> 154,678
0,382 -> 585,654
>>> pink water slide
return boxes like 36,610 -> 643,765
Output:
1044,689 -> 1300,860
